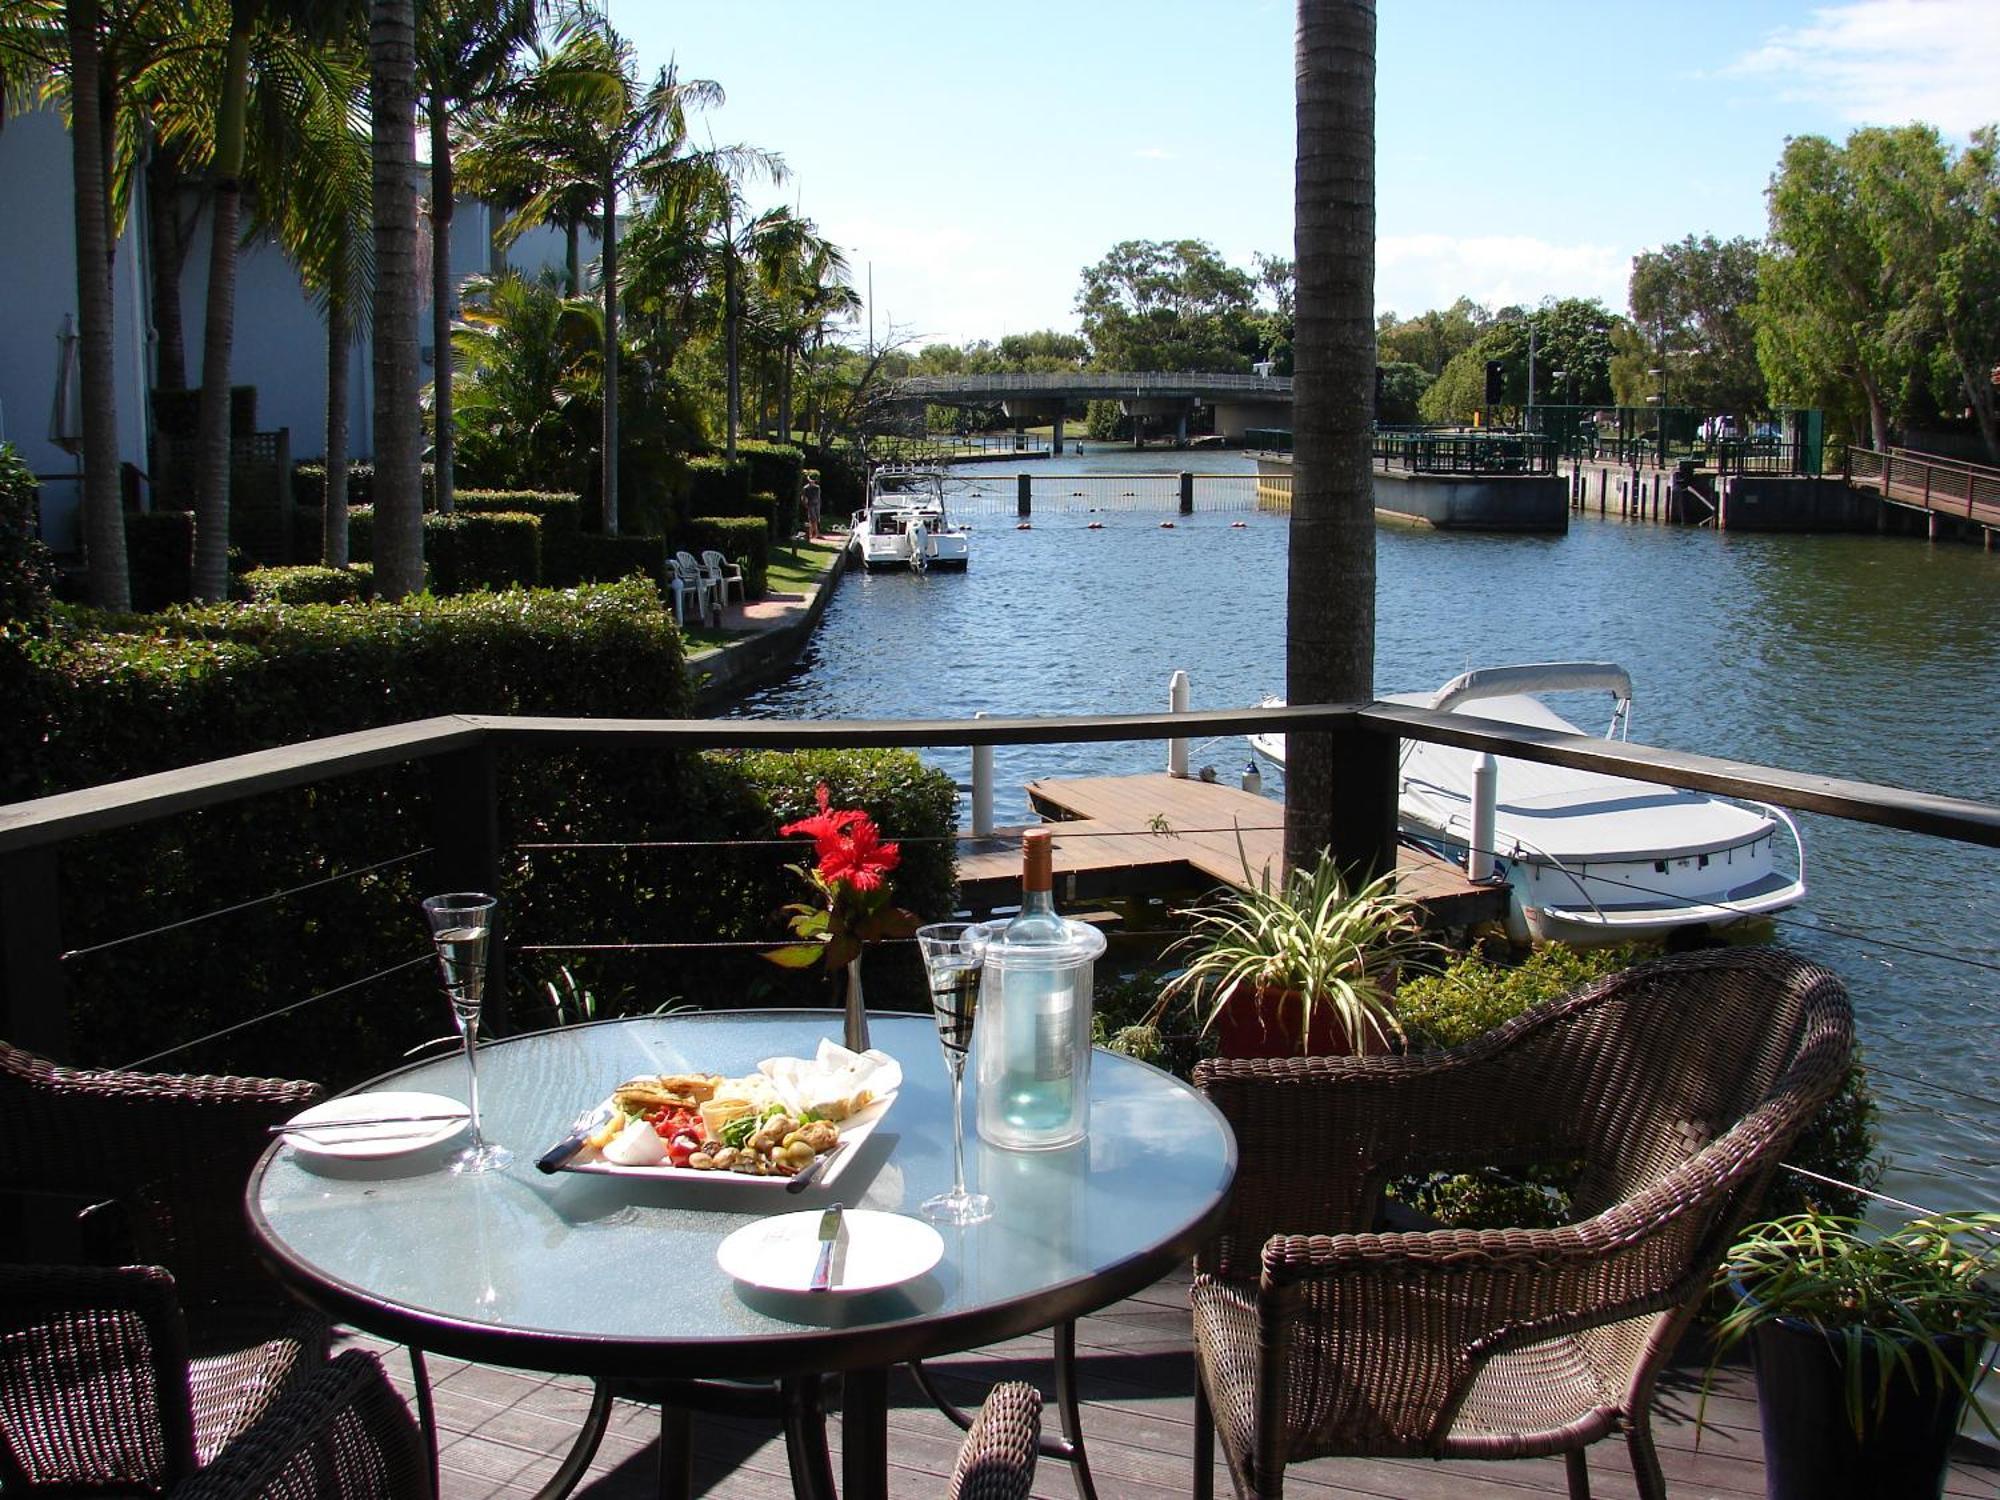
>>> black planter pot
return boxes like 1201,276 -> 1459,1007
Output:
1742,1295 -> 1980,1500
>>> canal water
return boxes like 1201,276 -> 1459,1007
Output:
731,449 -> 2000,1214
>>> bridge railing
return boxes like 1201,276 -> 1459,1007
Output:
889,371 -> 1294,400
1851,446 -> 2000,524
1373,431 -> 1559,476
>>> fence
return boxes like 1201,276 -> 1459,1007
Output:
940,472 -> 1282,517
1850,446 -> 2000,528
1373,431 -> 1559,476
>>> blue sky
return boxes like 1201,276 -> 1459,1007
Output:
608,0 -> 1999,348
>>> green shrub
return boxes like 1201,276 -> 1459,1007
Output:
753,489 -> 797,544
685,456 -> 750,518
426,511 -> 542,593
737,441 -> 802,517
240,564 -> 372,604
291,461 -> 435,512
546,532 -> 669,589
454,490 -> 581,532
802,444 -> 864,519
1388,944 -> 1882,1226
0,442 -> 54,624
685,516 -> 768,597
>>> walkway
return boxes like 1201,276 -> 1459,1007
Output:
1849,446 -> 2000,534
346,1265 -> 1999,1499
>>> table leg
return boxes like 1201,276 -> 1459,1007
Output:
407,1347 -> 440,1499
657,1405 -> 693,1500
907,1320 -> 1100,1500
529,1383 -> 614,1500
841,1366 -> 889,1500
781,1376 -> 837,1500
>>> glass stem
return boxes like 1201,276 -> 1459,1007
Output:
948,1057 -> 968,1198
459,1011 -> 486,1149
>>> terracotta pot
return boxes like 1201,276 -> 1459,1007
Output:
1214,983 -> 1397,1059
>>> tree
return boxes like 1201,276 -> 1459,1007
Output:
1374,360 -> 1431,424
370,0 -> 423,598
1417,299 -> 1616,424
745,208 -> 858,444
1628,233 -> 1765,417
1286,0 -> 1375,876
1756,130 -> 1918,453
1376,296 -> 1490,376
418,0 -> 538,517
1075,238 -> 1260,372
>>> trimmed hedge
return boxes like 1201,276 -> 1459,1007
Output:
684,456 -> 750,517
737,441 -> 803,523
240,564 -> 373,604
291,461 -> 436,511
9,583 -> 959,1083
686,516 -> 769,598
426,511 -> 542,594
802,444 -> 864,520
454,490 -> 582,533
546,532 -> 670,590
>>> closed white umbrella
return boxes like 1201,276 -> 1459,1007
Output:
49,314 -> 82,455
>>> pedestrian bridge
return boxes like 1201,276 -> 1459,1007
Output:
883,370 -> 1292,446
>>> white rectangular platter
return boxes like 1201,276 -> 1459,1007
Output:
558,1090 -> 895,1191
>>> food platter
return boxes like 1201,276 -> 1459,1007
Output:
561,1089 -> 895,1188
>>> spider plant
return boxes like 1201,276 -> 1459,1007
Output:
1709,1209 -> 2000,1439
1152,845 -> 1432,1054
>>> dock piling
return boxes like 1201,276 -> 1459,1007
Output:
1168,670 -> 1190,779
1017,473 -> 1032,519
971,711 -> 994,837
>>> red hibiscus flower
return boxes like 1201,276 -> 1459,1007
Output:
766,784 -> 916,972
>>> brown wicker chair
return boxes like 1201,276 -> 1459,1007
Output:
171,1349 -> 431,1500
0,1041 -> 324,1346
948,1382 -> 1043,1500
1188,946 -> 1853,1500
0,1263 -> 329,1491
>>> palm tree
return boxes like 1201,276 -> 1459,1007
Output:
1286,0 -> 1377,876
370,0 -> 422,597
456,9 -> 727,532
417,0 -> 536,516
746,209 -> 857,445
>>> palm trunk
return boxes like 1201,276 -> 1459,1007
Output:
191,14 -> 252,603
429,97 -> 455,515
724,216 -> 740,461
146,145 -> 192,392
323,280 -> 350,568
67,0 -> 129,611
600,158 -> 619,535
565,219 -> 580,295
779,346 -> 794,446
370,0 -> 424,599
1285,0 -> 1376,876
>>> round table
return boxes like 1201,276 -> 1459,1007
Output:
248,1011 -> 1237,1499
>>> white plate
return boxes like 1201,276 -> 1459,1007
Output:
562,1091 -> 895,1190
716,1209 -> 943,1294
281,1092 -> 470,1160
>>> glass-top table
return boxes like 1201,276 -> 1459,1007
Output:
247,1010 -> 1237,1499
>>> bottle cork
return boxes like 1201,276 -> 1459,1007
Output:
1022,827 -> 1053,892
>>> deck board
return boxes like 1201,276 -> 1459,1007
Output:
343,1265 -> 1999,1499
957,772 -> 1502,925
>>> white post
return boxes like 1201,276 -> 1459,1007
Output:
971,711 -> 994,838
1167,670 -> 1190,778
1468,753 -> 1498,880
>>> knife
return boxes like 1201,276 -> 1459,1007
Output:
809,1202 -> 845,1293
784,1142 -> 845,1195
535,1102 -> 616,1175
269,1112 -> 468,1135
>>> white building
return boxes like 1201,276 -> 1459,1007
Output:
0,105 -> 583,554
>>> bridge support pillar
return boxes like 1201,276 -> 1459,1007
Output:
1052,411 -> 1065,456
1175,410 -> 1188,446
1017,473 -> 1031,519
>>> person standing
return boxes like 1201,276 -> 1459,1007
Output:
802,473 -> 822,538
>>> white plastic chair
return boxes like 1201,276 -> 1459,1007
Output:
671,552 -> 714,628
702,550 -> 747,608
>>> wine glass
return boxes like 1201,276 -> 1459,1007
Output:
914,922 -> 992,1225
421,892 -> 513,1175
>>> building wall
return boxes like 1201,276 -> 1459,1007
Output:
1,103 -> 586,552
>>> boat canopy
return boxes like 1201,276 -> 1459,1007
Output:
1427,661 -> 1634,714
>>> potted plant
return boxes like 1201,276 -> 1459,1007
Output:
1152,848 -> 1431,1058
1709,1209 -> 2000,1500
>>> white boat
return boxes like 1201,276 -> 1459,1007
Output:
848,466 -> 971,571
1248,662 -> 1807,944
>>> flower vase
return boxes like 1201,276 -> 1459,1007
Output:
843,954 -> 869,1052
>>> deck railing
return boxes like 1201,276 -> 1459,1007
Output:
1373,432 -> 1561,476
1849,446 -> 2000,526
5,705 -> 1997,1071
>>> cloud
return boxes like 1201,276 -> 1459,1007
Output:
1132,146 -> 1176,161
1724,0 -> 2000,134
1376,234 -> 1632,318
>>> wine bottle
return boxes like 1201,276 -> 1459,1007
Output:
998,828 -> 1074,1131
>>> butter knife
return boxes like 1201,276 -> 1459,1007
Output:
535,1102 -> 616,1174
809,1202 -> 845,1293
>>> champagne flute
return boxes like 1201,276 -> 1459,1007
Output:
421,893 -> 513,1175
914,922 -> 992,1225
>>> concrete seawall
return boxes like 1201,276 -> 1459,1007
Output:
689,541 -> 851,709
1372,469 -> 1569,532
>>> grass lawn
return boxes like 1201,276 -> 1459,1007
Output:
679,535 -> 846,651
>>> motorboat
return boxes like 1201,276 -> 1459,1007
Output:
848,466 -> 971,571
1247,662 -> 1807,944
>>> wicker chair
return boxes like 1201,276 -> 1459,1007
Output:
1188,947 -> 1852,1500
948,1382 -> 1043,1500
172,1349 -> 430,1500
0,1041 -> 324,1346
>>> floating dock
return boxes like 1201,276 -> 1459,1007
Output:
956,772 -> 1503,927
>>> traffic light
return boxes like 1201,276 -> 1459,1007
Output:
1484,360 -> 1505,406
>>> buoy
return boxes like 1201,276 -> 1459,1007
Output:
1230,520 -> 1248,528
1016,522 -> 1032,530
1072,490 -> 1086,497
1159,521 -> 1176,529
1086,521 -> 1104,530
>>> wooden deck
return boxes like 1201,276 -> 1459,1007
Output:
348,1265 -> 2000,1500
956,773 -> 1503,927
